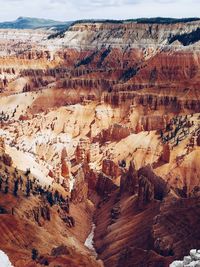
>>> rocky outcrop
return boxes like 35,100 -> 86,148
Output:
61,147 -> 71,180
2,153 -> 13,167
32,205 -> 51,226
0,137 -> 5,151
95,124 -> 131,143
138,165 -> 169,201
64,20 -> 200,50
96,173 -> 118,196
51,245 -> 70,257
94,181 -> 166,267
153,197 -> 200,260
104,92 -> 200,112
137,175 -> 154,208
117,247 -> 171,267
120,160 -> 138,195
140,115 -> 168,131
71,166 -> 88,203
102,159 -> 121,179
197,134 -> 200,146
75,138 -> 90,164
86,168 -> 99,191
161,144 -> 171,163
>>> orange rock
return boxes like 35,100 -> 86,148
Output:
102,159 -> 121,178
161,144 -> 170,163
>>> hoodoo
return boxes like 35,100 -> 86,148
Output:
0,14 -> 200,267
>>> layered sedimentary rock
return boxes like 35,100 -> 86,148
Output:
96,172 -> 118,196
138,165 -> 169,201
197,134 -> 200,146
161,144 -> 171,163
95,124 -> 131,143
137,174 -> 155,208
153,197 -> 200,260
102,159 -> 121,178
0,19 -> 200,267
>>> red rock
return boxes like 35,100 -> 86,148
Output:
138,165 -> 169,201
2,153 -> 13,167
71,166 -> 88,203
75,138 -> 90,163
138,175 -> 154,208
197,134 -> 200,146
102,159 -> 121,178
161,144 -> 170,163
95,124 -> 131,143
96,172 -> 118,196
61,159 -> 70,178
120,160 -> 138,195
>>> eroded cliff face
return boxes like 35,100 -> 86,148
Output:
0,20 -> 200,267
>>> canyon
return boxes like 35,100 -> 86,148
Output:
0,18 -> 200,267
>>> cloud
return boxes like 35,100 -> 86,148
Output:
0,0 -> 199,22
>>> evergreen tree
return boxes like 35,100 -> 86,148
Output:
26,179 -> 31,197
13,179 -> 19,196
0,176 -> 2,191
31,248 -> 38,260
47,191 -> 54,206
4,184 -> 9,194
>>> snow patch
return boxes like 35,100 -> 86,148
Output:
0,251 -> 14,267
170,249 -> 200,267
69,174 -> 75,192
84,223 -> 97,257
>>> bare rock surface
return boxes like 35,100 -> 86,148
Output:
0,19 -> 200,267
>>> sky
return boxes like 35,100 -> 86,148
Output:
0,0 -> 199,22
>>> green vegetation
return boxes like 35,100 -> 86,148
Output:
97,48 -> 111,67
31,248 -> 39,260
76,51 -> 98,67
120,67 -> 138,82
69,17 -> 200,26
0,17 -> 67,29
47,17 -> 200,40
169,27 -> 200,46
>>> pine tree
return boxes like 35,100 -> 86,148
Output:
31,248 -> 38,260
13,179 -> 19,196
4,184 -> 9,194
47,191 -> 54,206
26,179 -> 31,197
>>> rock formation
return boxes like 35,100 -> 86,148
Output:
0,19 -> 200,267
102,159 -> 121,179
96,173 -> 118,196
153,196 -> 200,260
161,143 -> 171,163
197,134 -> 200,146
137,174 -> 154,208
138,165 -> 169,200
120,160 -> 138,195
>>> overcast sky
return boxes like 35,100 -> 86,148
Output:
0,0 -> 199,22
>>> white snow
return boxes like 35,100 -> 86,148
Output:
170,249 -> 200,267
69,174 -> 75,192
84,223 -> 97,257
6,145 -> 53,187
0,251 -> 14,267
